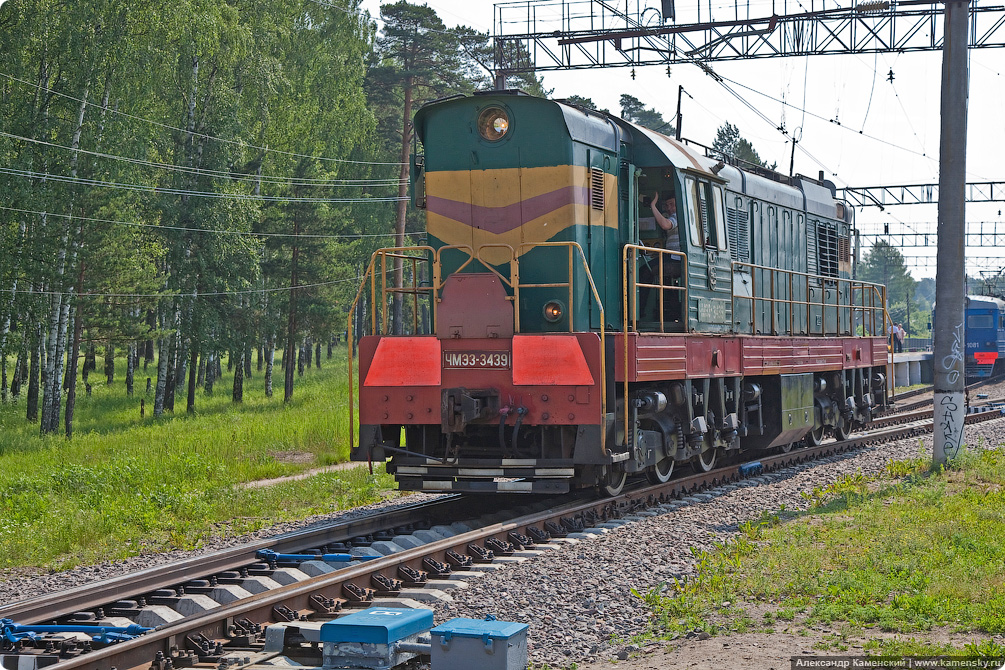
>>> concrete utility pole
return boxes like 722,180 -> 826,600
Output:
933,0 -> 970,466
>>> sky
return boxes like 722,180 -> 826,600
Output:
360,0 -> 1005,280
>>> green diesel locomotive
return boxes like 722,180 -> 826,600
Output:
350,91 -> 890,495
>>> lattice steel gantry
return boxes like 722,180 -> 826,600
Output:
492,0 -> 1005,72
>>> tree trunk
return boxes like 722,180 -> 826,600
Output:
63,308 -> 75,391
186,343 -> 198,414
265,333 -> 275,398
84,341 -> 95,378
204,352 -> 216,394
284,204 -> 300,403
297,341 -> 305,377
11,344 -> 26,397
232,351 -> 244,403
126,343 -> 135,396
42,82 -> 89,435
175,334 -> 188,392
64,273 -> 85,437
197,352 -> 206,387
257,343 -> 264,372
304,337 -> 312,369
144,314 -> 155,368
154,335 -> 169,416
164,307 -> 180,412
104,342 -> 114,384
40,292 -> 64,433
1,217 -> 27,397
315,340 -> 321,369
26,328 -> 40,422
391,77 -> 414,335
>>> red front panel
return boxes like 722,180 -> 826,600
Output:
359,333 -> 603,427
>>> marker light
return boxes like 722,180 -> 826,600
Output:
478,107 -> 510,141
543,300 -> 565,323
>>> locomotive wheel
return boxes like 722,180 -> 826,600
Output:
807,406 -> 825,446
646,457 -> 675,484
600,466 -> 627,497
693,444 -> 717,472
779,441 -> 795,453
834,413 -> 851,441
807,422 -> 825,446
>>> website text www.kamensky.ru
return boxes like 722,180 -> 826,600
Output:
791,657 -> 1005,670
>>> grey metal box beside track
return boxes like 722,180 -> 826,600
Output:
429,617 -> 529,670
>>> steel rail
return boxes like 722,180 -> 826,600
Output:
0,496 -> 483,624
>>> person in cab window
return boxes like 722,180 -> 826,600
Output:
651,191 -> 680,251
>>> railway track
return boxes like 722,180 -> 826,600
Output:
4,407 -> 1003,670
880,374 -> 1005,417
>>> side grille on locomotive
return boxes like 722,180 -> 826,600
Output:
590,166 -> 605,211
816,222 -> 840,279
726,205 -> 750,263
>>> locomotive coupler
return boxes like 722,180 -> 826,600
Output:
442,388 -> 500,432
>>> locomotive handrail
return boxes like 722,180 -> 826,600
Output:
434,244 -> 477,286
850,283 -> 891,337
473,244 -> 516,289
621,244 -> 690,463
621,244 -> 689,333
730,260 -> 887,337
348,246 -> 438,461
370,247 -> 438,335
515,241 -> 608,454
349,241 -> 609,457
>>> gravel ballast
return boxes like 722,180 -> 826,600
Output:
431,417 -> 1005,668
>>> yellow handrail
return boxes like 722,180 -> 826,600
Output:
348,241 -> 610,457
620,244 -> 689,461
516,241 -> 608,453
347,246 -> 435,456
731,260 -> 887,336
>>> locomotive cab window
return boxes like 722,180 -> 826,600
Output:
711,184 -> 728,251
685,176 -> 724,249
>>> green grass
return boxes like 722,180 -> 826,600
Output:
0,348 -> 397,571
635,446 -> 1005,652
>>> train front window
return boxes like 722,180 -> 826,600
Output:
969,313 -> 994,329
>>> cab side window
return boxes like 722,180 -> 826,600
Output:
686,176 -> 726,249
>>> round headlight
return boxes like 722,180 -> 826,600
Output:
543,300 -> 565,323
478,107 -> 510,141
